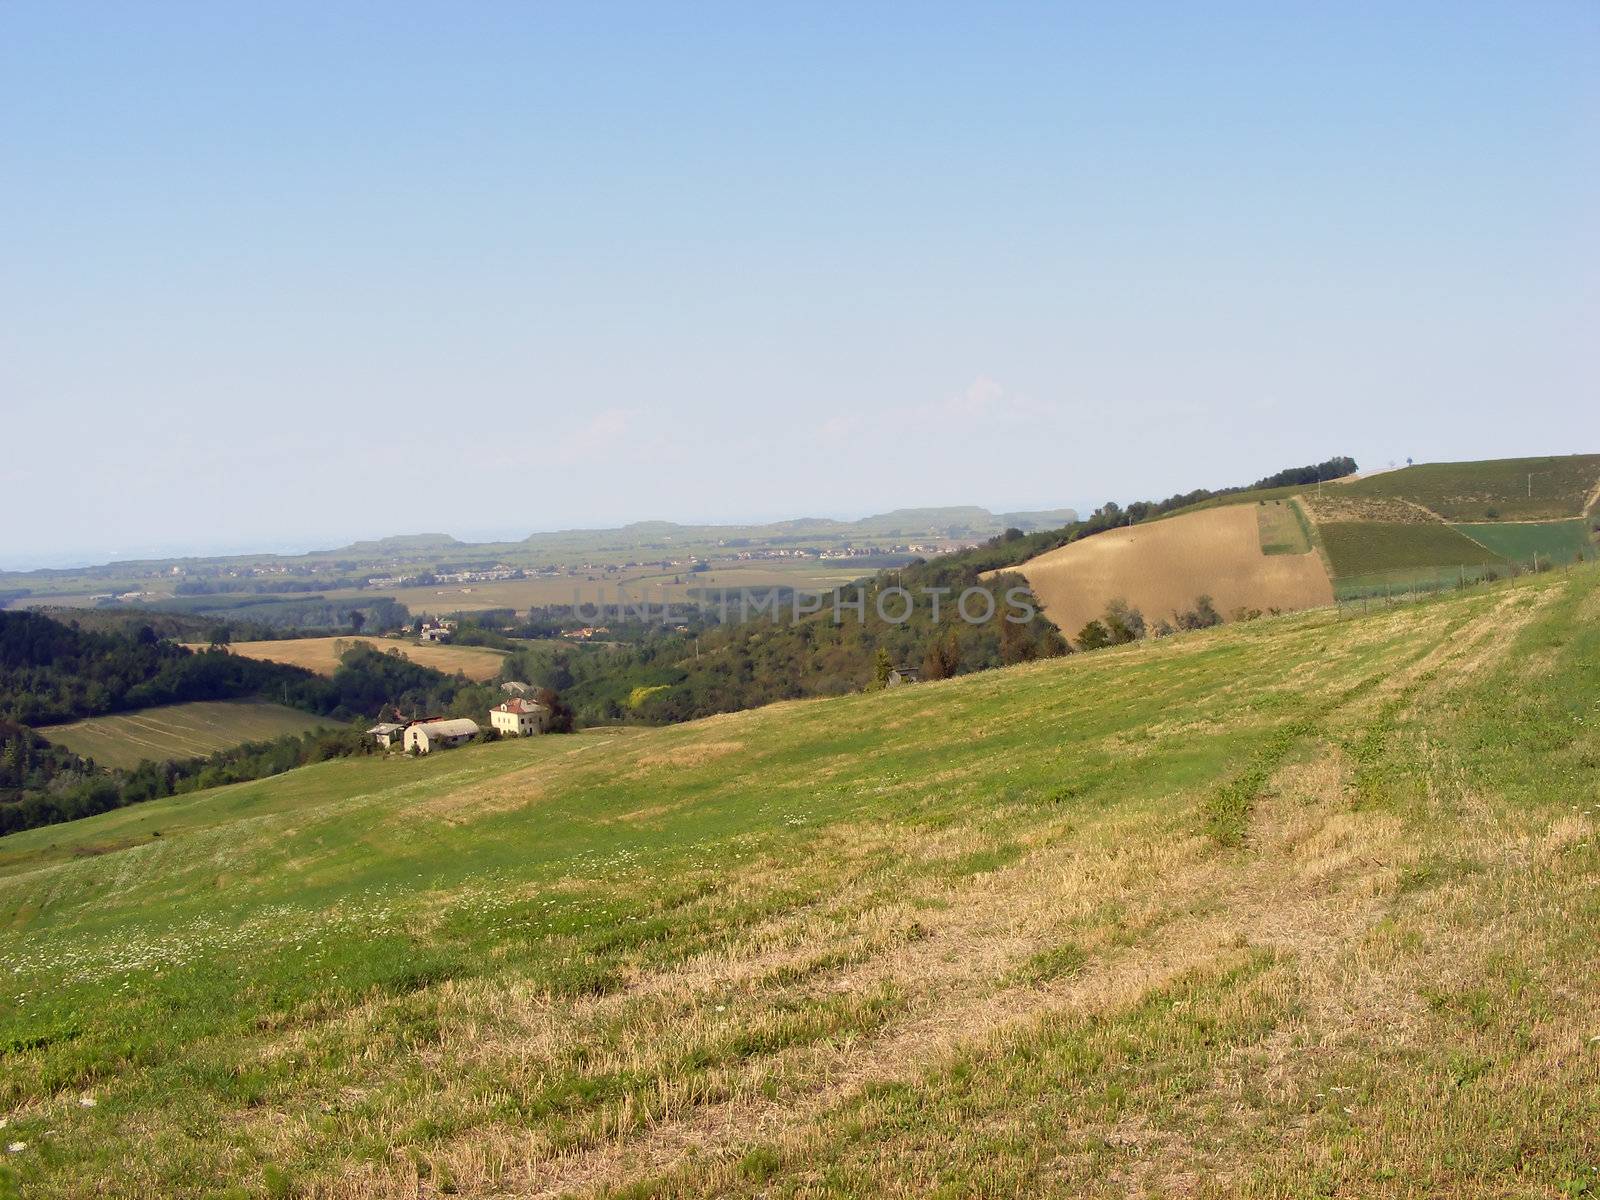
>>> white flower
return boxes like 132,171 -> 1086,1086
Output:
79,1096 -> 97,1108
6,1141 -> 25,1153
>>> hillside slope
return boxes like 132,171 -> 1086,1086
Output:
2,568 -> 1599,1197
1335,453 -> 1600,521
1000,502 -> 1333,637
1003,455 -> 1600,636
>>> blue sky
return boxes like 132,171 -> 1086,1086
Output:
2,2 -> 1596,566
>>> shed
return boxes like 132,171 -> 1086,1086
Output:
887,667 -> 921,687
365,721 -> 407,749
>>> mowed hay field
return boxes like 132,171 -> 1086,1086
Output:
215,637 -> 507,681
1007,503 -> 1333,636
36,699 -> 332,770
2,569 -> 1599,1197
1256,498 -> 1314,554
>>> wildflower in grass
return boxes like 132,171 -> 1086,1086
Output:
6,1142 -> 24,1153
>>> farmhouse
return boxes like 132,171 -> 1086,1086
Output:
418,620 -> 453,643
887,667 -> 921,687
403,718 -> 480,754
489,697 -> 552,737
365,721 -> 407,749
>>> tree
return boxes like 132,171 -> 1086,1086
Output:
921,630 -> 961,680
534,687 -> 576,733
1076,620 -> 1113,651
871,647 -> 893,689
1174,595 -> 1222,631
348,609 -> 367,634
1101,598 -> 1146,644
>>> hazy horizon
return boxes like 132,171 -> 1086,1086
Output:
4,3 -> 1596,566
1,496 -> 1098,572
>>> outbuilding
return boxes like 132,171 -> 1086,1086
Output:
404,718 -> 481,754
365,721 -> 407,749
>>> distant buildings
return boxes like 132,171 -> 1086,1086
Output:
500,680 -> 531,696
887,667 -> 921,687
489,697 -> 552,737
418,620 -> 453,643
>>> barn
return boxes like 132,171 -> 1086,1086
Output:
403,718 -> 480,754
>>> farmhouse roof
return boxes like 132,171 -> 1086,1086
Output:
493,698 -> 550,714
411,718 -> 481,737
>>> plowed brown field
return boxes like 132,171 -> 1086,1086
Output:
1000,504 -> 1333,638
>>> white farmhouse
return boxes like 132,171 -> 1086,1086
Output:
489,697 -> 552,737
404,718 -> 480,754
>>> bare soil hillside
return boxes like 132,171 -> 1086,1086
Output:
1006,504 -> 1333,636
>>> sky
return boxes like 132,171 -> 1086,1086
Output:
2,2 -> 1597,568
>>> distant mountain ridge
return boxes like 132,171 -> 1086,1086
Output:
322,506 -> 1080,558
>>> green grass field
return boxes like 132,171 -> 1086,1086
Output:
1317,520 -> 1505,580
1255,498 -> 1314,555
2,569 -> 1599,1197
35,699 -> 334,770
1453,518 -> 1595,567
1338,454 -> 1600,521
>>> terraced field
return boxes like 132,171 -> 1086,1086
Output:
4,567 -> 1596,1197
35,699 -> 333,770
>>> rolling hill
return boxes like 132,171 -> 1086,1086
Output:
1005,455 -> 1599,641
1336,453 -> 1600,521
2,565 -> 1597,1197
1000,502 -> 1334,637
